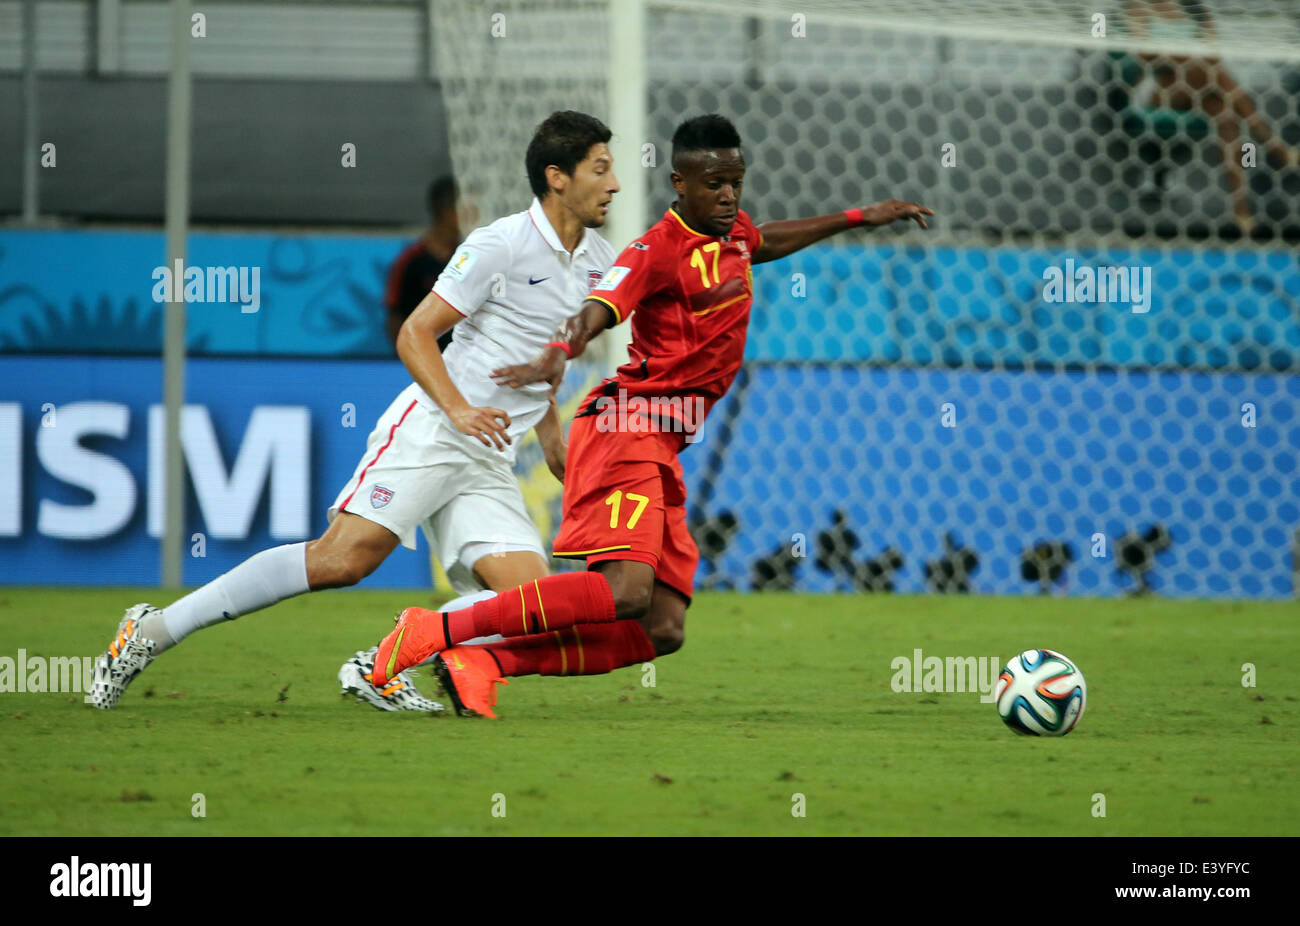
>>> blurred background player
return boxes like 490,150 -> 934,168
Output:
89,111 -> 621,714
1121,0 -> 1298,235
369,114 -> 932,717
383,175 -> 469,352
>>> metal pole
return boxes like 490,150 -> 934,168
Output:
425,0 -> 436,81
97,0 -> 123,75
605,0 -> 646,372
162,0 -> 192,588
21,0 -> 38,223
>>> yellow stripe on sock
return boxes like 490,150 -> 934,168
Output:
518,586 -> 528,634
534,580 -> 548,631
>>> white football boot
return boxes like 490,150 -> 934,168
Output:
338,646 -> 446,714
89,604 -> 160,710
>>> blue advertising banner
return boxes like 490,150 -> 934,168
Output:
0,229 -> 400,357
0,355 -> 424,586
4,229 -> 1298,368
749,244 -> 1300,369
2,355 -> 1296,598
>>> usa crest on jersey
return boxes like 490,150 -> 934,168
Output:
370,485 -> 394,509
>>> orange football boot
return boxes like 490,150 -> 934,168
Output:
432,646 -> 509,719
371,606 -> 450,686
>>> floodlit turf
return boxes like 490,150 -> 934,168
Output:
0,586 -> 1295,836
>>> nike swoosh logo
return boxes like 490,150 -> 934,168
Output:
451,653 -> 465,670
529,276 -> 550,285
385,626 -> 407,681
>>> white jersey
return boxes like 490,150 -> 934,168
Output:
427,197 -> 617,461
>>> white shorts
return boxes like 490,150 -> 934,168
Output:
328,385 -> 544,592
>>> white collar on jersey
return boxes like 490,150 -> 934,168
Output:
527,197 -> 592,257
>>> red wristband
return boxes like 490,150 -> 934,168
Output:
844,207 -> 865,228
545,341 -> 572,357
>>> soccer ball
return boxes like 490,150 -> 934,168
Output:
994,649 -> 1086,736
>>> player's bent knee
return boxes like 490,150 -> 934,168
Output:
306,541 -> 387,590
336,558 -> 380,588
612,584 -> 653,622
309,558 -> 364,590
594,562 -> 656,621
307,513 -> 400,589
650,624 -> 684,656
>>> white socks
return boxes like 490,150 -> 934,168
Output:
140,562 -> 510,662
146,542 -> 311,654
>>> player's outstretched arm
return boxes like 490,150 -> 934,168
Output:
752,200 -> 933,265
399,290 -> 513,451
491,298 -> 613,390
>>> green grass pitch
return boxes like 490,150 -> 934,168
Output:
0,587 -> 1295,835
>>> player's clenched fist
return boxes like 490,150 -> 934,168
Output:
860,200 -> 934,229
449,404 -> 513,451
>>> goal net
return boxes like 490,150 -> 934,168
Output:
432,0 -> 1300,599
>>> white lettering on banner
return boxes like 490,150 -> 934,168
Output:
147,406 -> 310,540
0,402 -> 310,543
36,402 -> 136,540
0,404 -> 19,536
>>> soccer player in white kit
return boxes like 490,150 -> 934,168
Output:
89,111 -> 621,713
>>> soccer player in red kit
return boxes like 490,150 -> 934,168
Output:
371,114 -> 931,716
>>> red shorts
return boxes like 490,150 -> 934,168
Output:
551,415 -> 699,601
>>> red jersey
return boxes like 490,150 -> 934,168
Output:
579,206 -> 762,449
385,239 -> 454,351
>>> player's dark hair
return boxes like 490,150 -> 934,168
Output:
671,114 -> 742,169
525,111 -> 612,198
426,175 -> 458,218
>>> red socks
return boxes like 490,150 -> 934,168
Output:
481,620 -> 656,677
447,571 -> 617,645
